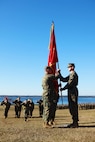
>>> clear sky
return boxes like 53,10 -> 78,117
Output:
0,0 -> 95,96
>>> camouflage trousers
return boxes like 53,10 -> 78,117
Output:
43,97 -> 51,122
49,101 -> 57,122
43,97 -> 57,123
68,88 -> 79,123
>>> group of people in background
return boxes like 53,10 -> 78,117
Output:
1,97 -> 35,121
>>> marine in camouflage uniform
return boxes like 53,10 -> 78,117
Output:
42,66 -> 57,128
59,63 -> 79,128
1,98 -> 11,119
28,99 -> 34,118
13,97 -> 22,118
22,100 -> 30,121
37,99 -> 43,117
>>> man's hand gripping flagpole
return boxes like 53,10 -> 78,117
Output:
57,63 -> 63,105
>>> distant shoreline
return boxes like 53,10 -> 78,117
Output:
0,95 -> 95,97
1,95 -> 95,105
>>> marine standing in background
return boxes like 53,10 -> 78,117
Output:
13,97 -> 22,118
37,99 -> 43,117
22,99 -> 30,121
59,63 -> 79,128
42,66 -> 58,128
28,99 -> 34,118
1,97 -> 11,119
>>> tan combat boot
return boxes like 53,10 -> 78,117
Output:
43,122 -> 52,128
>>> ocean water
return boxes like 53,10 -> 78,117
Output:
0,95 -> 95,105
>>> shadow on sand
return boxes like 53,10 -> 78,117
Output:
52,122 -> 95,128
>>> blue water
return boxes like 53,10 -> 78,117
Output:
0,95 -> 95,105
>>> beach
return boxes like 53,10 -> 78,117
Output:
0,105 -> 95,142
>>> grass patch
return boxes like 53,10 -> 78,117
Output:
0,105 -> 95,142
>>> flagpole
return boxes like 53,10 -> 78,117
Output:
52,22 -> 63,105
48,21 -> 63,105
57,62 -> 63,105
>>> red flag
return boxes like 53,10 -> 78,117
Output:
48,23 -> 58,74
48,23 -> 59,95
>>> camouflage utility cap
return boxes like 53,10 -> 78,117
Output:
68,63 -> 75,68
